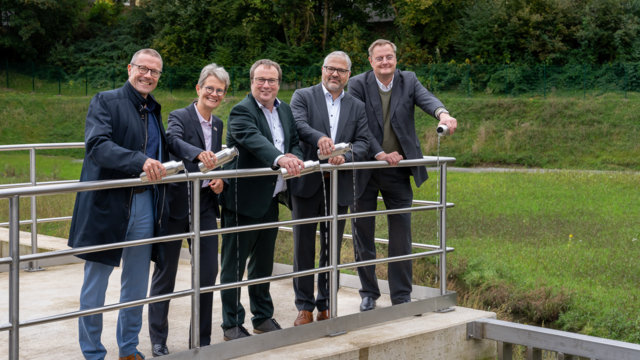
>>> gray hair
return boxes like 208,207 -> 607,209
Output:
323,51 -> 352,71
130,49 -> 163,68
198,63 -> 231,91
367,39 -> 397,57
249,59 -> 282,82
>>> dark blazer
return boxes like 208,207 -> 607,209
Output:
68,81 -> 169,267
166,102 -> 223,219
348,69 -> 445,188
221,94 -> 303,219
289,84 -> 369,206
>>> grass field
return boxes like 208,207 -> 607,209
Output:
2,86 -> 640,344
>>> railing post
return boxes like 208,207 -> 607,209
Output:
439,162 -> 447,295
330,169 -> 339,318
9,195 -> 20,360
191,179 -> 201,349
27,148 -> 42,271
526,346 -> 542,360
498,341 -> 513,360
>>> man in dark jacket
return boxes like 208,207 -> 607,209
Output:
219,59 -> 304,341
68,48 -> 169,360
289,51 -> 369,326
348,39 -> 458,312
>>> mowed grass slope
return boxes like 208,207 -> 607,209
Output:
2,87 -> 640,343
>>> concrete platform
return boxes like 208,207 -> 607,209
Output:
0,230 -> 497,359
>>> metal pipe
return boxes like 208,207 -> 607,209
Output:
191,179 -> 201,349
330,169 -> 339,318
28,148 -> 40,271
9,196 -> 20,359
439,162 -> 448,295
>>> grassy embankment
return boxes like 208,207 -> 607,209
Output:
1,86 -> 640,344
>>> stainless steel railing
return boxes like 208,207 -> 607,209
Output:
0,143 -> 456,359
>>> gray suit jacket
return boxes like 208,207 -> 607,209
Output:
348,69 -> 445,188
166,102 -> 223,219
289,84 -> 369,206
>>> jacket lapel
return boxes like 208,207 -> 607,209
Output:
311,84 -> 331,136
387,69 -> 401,126
248,94 -> 275,144
187,103 -> 207,149
366,72 -> 384,132
335,94 -> 351,143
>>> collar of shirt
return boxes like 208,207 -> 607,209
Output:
254,97 -> 281,112
375,74 -> 394,92
321,84 -> 345,103
194,103 -> 212,127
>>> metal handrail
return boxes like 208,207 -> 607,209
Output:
467,318 -> 640,360
1,144 -> 456,359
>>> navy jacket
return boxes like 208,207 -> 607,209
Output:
68,81 -> 169,266
166,102 -> 223,219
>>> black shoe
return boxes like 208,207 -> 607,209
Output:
360,296 -> 376,312
253,318 -> 282,334
152,343 -> 169,357
223,325 -> 251,341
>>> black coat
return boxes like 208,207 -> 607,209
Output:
68,81 -> 169,266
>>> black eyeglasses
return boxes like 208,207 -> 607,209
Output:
131,64 -> 162,78
323,66 -> 349,75
253,77 -> 279,86
203,86 -> 225,96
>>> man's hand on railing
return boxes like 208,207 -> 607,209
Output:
277,154 -> 305,176
142,158 -> 167,181
375,151 -> 403,166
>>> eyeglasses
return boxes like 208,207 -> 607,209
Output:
253,77 -> 279,86
373,55 -> 395,63
323,66 -> 350,75
203,86 -> 226,96
131,64 -> 162,78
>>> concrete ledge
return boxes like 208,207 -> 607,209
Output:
235,306 -> 496,360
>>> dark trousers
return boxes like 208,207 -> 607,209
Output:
148,190 -> 219,346
220,198 -> 278,330
291,180 -> 347,312
351,168 -> 413,304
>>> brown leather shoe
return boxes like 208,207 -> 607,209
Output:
316,309 -> 330,321
118,351 -> 144,360
294,310 -> 313,326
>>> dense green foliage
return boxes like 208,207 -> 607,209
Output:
4,0 -> 640,70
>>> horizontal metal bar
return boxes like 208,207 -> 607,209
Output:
467,318 -> 640,360
0,142 -> 85,151
0,215 -> 72,227
338,249 -> 447,270
0,157 -> 455,199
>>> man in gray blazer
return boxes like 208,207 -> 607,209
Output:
348,39 -> 458,311
289,51 -> 369,326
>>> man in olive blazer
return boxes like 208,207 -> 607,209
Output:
348,39 -> 458,311
219,59 -> 304,341
288,51 -> 369,326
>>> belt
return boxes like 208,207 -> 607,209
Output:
133,187 -> 148,194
